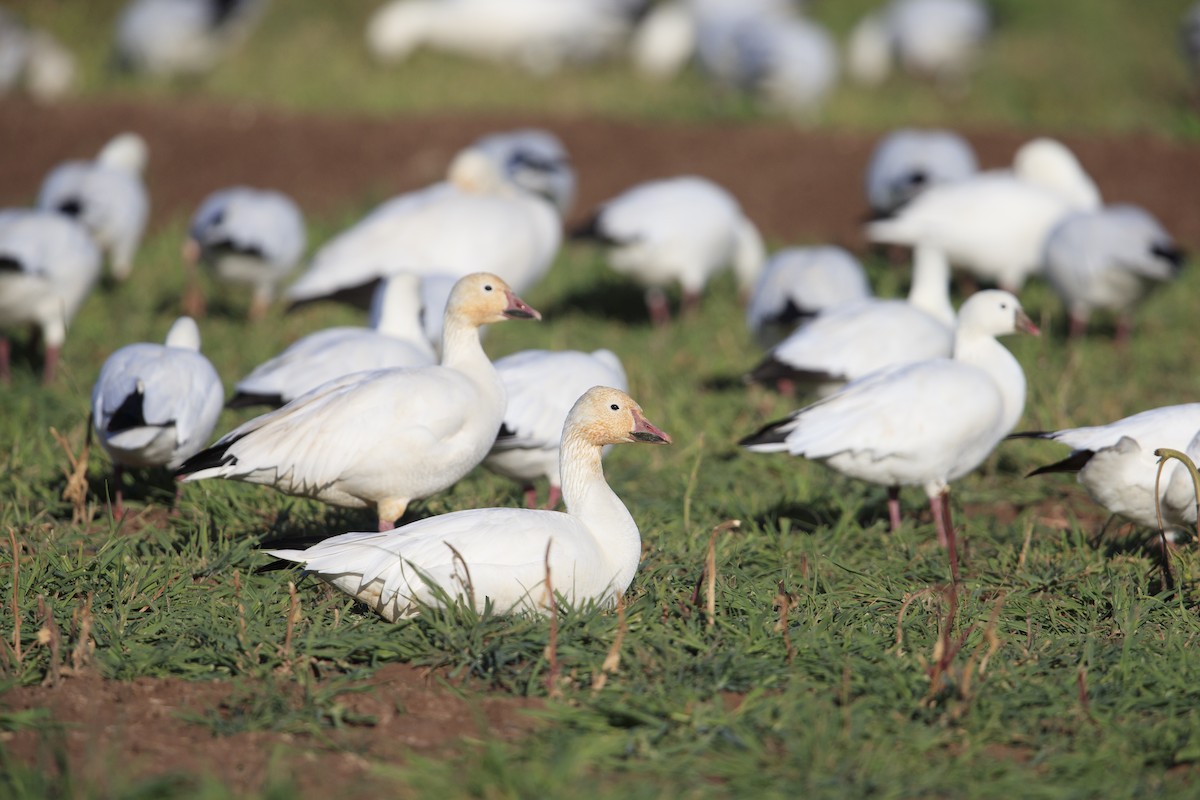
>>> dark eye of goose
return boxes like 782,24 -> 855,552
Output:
484,284 -> 493,292
610,403 -> 620,411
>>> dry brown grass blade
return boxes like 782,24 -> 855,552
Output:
445,542 -> 476,612
71,592 -> 94,673
281,580 -> 302,666
50,424 -> 93,525
8,527 -> 21,666
773,580 -> 796,664
592,592 -> 627,693
36,595 -> 62,687
705,519 -> 741,628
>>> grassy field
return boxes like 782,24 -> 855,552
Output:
4,1 -> 1200,797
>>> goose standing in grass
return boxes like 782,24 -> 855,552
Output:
466,128 -> 576,217
486,348 -> 629,509
37,132 -> 149,281
867,138 -> 1101,293
847,0 -> 991,88
1042,205 -> 1184,343
182,186 -> 307,320
91,317 -> 224,517
571,175 -> 764,325
0,209 -> 101,384
228,274 -> 436,409
266,386 -> 671,621
741,290 -> 1038,547
1010,403 -> 1200,534
864,128 -> 978,216
748,245 -> 953,396
114,0 -> 268,76
745,246 -> 872,350
285,149 -> 560,309
178,273 -> 540,530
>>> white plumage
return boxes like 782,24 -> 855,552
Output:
848,0 -> 991,87
114,0 -> 267,76
1163,427 -> 1200,532
486,348 -> 629,508
864,128 -> 978,216
178,273 -> 541,530
0,209 -> 101,383
462,128 -> 576,217
0,12 -> 76,101
229,274 -> 436,408
91,317 -> 224,515
719,13 -> 839,117
266,386 -> 671,621
37,132 -> 149,281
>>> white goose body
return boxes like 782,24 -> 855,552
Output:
37,133 -> 149,280
266,386 -> 671,620
114,0 -> 266,76
864,128 -> 978,215
464,128 -> 576,216
848,0 -> 990,86
745,246 -> 872,349
179,273 -> 541,529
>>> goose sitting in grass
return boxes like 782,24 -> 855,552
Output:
741,290 -> 1038,548
91,316 -> 224,517
265,386 -> 671,621
177,273 -> 540,531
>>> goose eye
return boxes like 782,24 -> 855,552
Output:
610,403 -> 620,411
484,284 -> 493,292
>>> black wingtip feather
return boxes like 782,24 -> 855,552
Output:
226,391 -> 284,410
738,417 -> 794,448
746,356 -> 836,387
106,387 -> 147,433
174,438 -> 242,477
1026,450 -> 1095,477
1006,430 -> 1054,441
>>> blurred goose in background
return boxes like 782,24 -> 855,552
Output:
183,186 -> 307,320
0,210 -> 101,384
465,128 -> 577,216
1181,3 -> 1200,78
748,245 -> 953,396
91,317 -> 224,517
713,12 -> 839,117
266,386 -> 670,621
864,128 -> 978,216
866,137 -> 1101,292
285,148 -> 560,309
630,0 -> 696,79
37,132 -> 149,282
486,348 -> 629,509
1012,403 -> 1200,536
0,11 -> 76,101
229,274 -> 436,409
847,0 -> 991,88
741,290 -> 1037,547
571,175 -> 764,324
745,246 -> 872,350
179,273 -> 541,531
1042,205 -> 1185,342
113,0 -> 268,76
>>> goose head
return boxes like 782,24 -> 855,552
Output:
447,148 -> 508,194
98,132 -> 149,175
956,290 -> 1040,339
567,386 -> 672,448
1012,137 -> 1100,210
445,272 -> 541,328
164,316 -> 202,351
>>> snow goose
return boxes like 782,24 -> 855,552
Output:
1042,205 -> 1184,342
91,317 -> 224,516
285,148 -> 560,308
464,128 -> 576,217
1182,3 -> 1200,78
741,290 -> 1037,546
228,274 -> 436,409
748,245 -> 954,396
37,133 -> 149,281
847,0 -> 991,88
486,348 -> 629,509
867,137 -> 1102,293
571,175 -> 764,324
182,186 -> 307,320
177,273 -> 540,530
266,386 -> 670,620
1010,403 -> 1200,534
0,12 -> 76,102
630,0 -> 696,80
864,128 -> 978,216
745,246 -> 872,350
0,209 -> 101,383
113,0 -> 267,76
717,13 -> 839,117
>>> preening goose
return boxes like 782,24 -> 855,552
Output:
114,0 -> 267,76
0,209 -> 101,383
864,128 -> 978,216
572,175 -> 764,324
486,348 -> 629,508
745,246 -> 872,350
741,290 -> 1038,547
91,317 -> 224,516
266,386 -> 671,621
228,274 -> 436,409
177,273 -> 540,530
183,186 -> 307,320
37,132 -> 149,281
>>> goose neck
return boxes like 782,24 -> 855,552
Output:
953,334 -> 1027,434
907,245 -> 955,326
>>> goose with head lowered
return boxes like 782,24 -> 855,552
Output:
177,273 -> 540,530
265,386 -> 670,621
741,290 -> 1038,548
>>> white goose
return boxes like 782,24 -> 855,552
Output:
745,246 -> 872,350
1011,403 -> 1200,533
741,290 -> 1038,546
37,132 -> 149,281
847,0 -> 991,88
867,137 -> 1102,292
114,0 -> 267,76
486,348 -> 629,509
748,245 -> 954,396
266,386 -> 671,621
0,209 -> 101,383
864,128 -> 978,216
178,273 -> 540,530
91,316 -> 224,516
1042,204 -> 1184,342
183,186 -> 307,320
285,149 -> 560,308
465,128 -> 576,217
228,274 -> 436,409
572,175 -> 765,324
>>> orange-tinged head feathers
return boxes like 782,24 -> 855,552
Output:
566,386 -> 672,448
